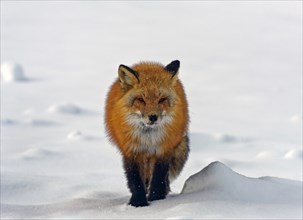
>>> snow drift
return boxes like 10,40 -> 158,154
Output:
182,161 -> 301,204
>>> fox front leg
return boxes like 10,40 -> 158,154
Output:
123,157 -> 148,207
148,160 -> 170,201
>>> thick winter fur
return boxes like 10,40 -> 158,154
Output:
105,60 -> 189,207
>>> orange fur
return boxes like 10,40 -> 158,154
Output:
105,62 -> 188,154
105,61 -> 189,187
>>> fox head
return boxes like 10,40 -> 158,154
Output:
118,60 -> 181,131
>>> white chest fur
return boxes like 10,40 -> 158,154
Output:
126,114 -> 172,155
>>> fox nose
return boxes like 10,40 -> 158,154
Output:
148,114 -> 158,123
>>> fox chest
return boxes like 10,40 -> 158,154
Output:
128,127 -> 166,155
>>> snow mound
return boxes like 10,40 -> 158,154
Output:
1,118 -> 18,125
48,103 -> 84,115
284,149 -> 303,160
25,118 -> 57,126
66,130 -> 100,141
21,148 -> 59,160
1,62 -> 26,82
67,130 -> 84,140
181,161 -> 302,204
23,108 -> 37,116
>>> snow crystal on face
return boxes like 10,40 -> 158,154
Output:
1,62 -> 26,82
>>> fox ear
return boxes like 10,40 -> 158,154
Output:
118,65 -> 139,88
164,60 -> 180,78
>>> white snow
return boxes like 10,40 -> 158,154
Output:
1,1 -> 302,219
289,115 -> 302,123
21,148 -> 59,160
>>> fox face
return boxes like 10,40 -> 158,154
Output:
118,61 -> 180,133
128,94 -> 173,131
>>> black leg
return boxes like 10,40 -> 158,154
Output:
123,157 -> 148,207
148,160 -> 170,201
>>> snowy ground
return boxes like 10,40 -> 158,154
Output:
1,1 -> 302,219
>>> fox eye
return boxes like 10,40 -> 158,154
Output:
137,97 -> 145,104
159,97 -> 167,104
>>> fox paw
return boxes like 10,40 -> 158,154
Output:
129,195 -> 149,207
147,191 -> 166,201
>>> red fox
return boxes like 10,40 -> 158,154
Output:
105,60 -> 189,207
